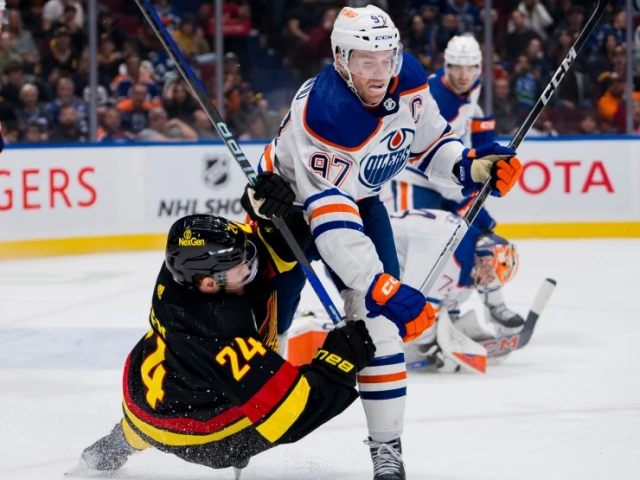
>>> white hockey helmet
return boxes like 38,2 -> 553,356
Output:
331,6 -> 403,87
444,35 -> 482,67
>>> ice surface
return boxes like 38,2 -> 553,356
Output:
1,240 -> 638,480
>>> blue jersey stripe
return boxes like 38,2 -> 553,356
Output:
303,188 -> 356,210
311,220 -> 364,238
417,137 -> 463,173
368,353 -> 405,367
360,387 -> 407,400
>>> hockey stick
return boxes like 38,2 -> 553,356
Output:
479,278 -> 556,357
406,278 -> 557,370
134,0 -> 342,325
419,0 -> 610,297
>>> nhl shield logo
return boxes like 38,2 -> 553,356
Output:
202,156 -> 229,188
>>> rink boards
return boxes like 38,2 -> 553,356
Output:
1,136 -> 639,259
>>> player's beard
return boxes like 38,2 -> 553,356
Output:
361,78 -> 390,106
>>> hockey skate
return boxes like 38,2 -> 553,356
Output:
365,437 -> 405,480
486,303 -> 524,334
79,422 -> 138,471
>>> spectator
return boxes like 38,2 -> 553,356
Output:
193,109 -> 218,140
238,112 -> 268,141
98,8 -> 126,50
39,25 -> 78,79
71,48 -> 111,100
512,0 -> 553,42
228,82 -> 258,137
285,0 -> 321,75
98,107 -> 136,143
16,83 -> 48,132
136,24 -> 164,60
504,10 -> 539,63
163,80 -> 197,123
595,9 -> 626,49
172,14 -> 208,57
22,118 -> 49,143
97,34 -> 122,80
612,92 -> 640,134
525,38 -> 549,82
6,9 -> 39,68
111,55 -> 159,101
527,110 -> 558,136
52,3 -> 87,53
137,107 -> 197,142
443,0 -> 481,34
404,14 -> 433,71
493,77 -> 520,135
48,103 -> 87,142
117,82 -> 161,134
42,0 -> 83,32
434,13 -> 460,53
579,112 -> 601,135
154,0 -> 181,30
552,33 -> 580,109
0,31 -> 22,73
46,77 -> 88,134
308,8 -> 337,73
512,55 -> 538,111
1,60 -> 50,107
597,71 -> 624,124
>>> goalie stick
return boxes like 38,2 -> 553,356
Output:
134,0 -> 342,325
419,0 -> 611,298
406,278 -> 557,371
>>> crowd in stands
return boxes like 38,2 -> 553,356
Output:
0,0 -> 638,144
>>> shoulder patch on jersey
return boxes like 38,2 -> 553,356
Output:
303,67 -> 382,152
396,52 -> 428,96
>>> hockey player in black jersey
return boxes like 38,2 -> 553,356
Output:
76,174 -> 375,477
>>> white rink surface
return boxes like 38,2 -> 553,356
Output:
0,240 -> 639,480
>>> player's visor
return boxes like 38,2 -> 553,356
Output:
212,240 -> 258,290
347,47 -> 403,81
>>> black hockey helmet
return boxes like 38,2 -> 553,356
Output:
165,215 -> 257,288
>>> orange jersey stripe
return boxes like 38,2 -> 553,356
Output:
409,131 -> 456,165
309,203 -> 360,223
263,143 -> 274,172
399,82 -> 428,97
357,371 -> 407,383
471,119 -> 495,133
399,182 -> 409,210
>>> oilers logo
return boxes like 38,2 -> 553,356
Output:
359,128 -> 415,188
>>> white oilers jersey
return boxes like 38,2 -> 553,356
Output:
258,52 -> 465,293
392,68 -> 489,196
391,209 -> 481,314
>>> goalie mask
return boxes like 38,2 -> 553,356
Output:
472,233 -> 519,292
165,215 -> 258,291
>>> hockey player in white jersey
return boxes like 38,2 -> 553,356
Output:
389,34 -> 525,333
242,6 -> 522,479
390,208 -> 521,370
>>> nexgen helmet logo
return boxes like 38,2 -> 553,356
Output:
179,230 -> 205,247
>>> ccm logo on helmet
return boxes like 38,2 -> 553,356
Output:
375,35 -> 393,40
179,230 -> 205,247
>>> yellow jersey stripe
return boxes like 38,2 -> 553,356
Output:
257,228 -> 297,273
122,401 -> 252,446
256,376 -> 311,443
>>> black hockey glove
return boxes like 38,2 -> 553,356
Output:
310,320 -> 376,388
241,172 -> 296,220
